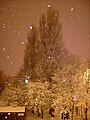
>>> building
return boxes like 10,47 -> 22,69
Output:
0,107 -> 25,120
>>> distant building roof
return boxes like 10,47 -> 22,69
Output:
0,107 -> 25,113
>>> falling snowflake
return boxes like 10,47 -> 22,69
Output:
29,26 -> 32,30
7,56 -> 10,59
3,48 -> 6,51
22,41 -> 24,44
48,4 -> 51,8
25,79 -> 28,84
71,8 -> 74,11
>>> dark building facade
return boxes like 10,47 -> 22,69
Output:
0,107 -> 25,120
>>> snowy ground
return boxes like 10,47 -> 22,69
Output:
26,116 -> 88,120
26,111 -> 90,120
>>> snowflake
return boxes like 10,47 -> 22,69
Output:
3,24 -> 6,28
7,56 -> 10,59
71,8 -> 74,11
48,4 -> 51,8
22,41 -> 24,44
3,48 -> 6,51
18,32 -> 21,35
88,34 -> 90,38
11,62 -> 13,64
25,79 -> 28,84
29,26 -> 32,30
12,14 -> 15,17
27,76 -> 30,79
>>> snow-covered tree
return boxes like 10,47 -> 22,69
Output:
0,84 -> 28,107
23,25 -> 38,81
79,60 -> 90,120
18,7 -> 70,84
52,58 -> 85,117
26,81 -> 54,110
38,7 -> 65,82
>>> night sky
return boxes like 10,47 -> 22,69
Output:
0,0 -> 90,76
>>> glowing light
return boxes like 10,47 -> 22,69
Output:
5,116 -> 7,119
8,113 -> 10,115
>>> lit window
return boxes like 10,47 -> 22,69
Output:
5,116 -> 8,119
8,113 -> 10,115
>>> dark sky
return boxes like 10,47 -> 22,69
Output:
0,0 -> 90,76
